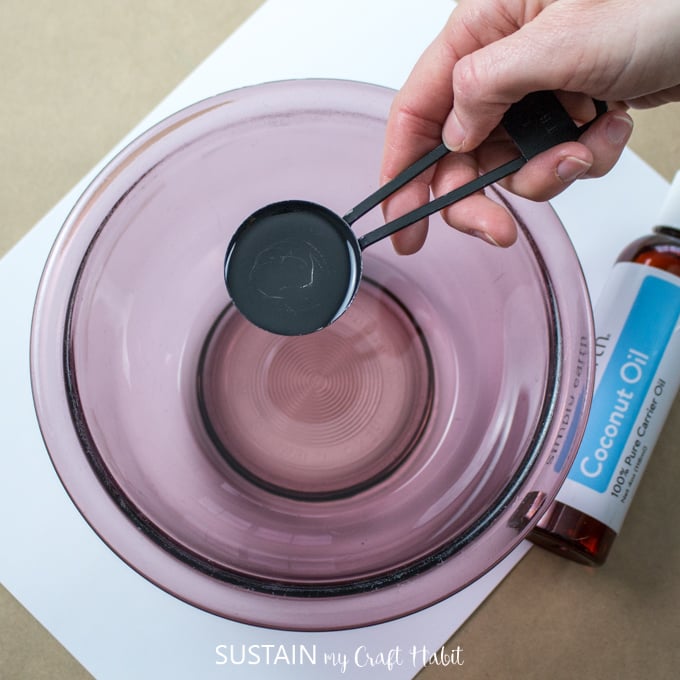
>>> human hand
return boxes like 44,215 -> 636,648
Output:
381,0 -> 680,253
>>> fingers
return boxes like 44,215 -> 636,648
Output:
381,0 -> 641,254
625,83 -> 680,108
403,109 -> 634,248
432,152 -> 519,247
387,109 -> 633,253
385,181 -> 431,255
380,39 -> 457,255
380,2 -> 497,249
498,110 -> 633,201
443,31 -> 574,151
381,1 -> 576,253
381,0 -> 510,170
388,151 -> 519,254
380,31 -> 458,183
441,0 -> 637,153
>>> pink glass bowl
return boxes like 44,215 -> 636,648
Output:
30,79 -> 594,630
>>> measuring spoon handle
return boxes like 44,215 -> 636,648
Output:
358,156 -> 525,250
354,91 -> 607,251
343,142 -> 450,226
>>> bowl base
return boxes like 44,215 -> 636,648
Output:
197,279 -> 434,501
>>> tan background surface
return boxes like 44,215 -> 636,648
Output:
1,2 -> 679,679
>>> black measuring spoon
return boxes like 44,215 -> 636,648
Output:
225,91 -> 606,335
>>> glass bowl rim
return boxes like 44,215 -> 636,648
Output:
29,78 -> 595,629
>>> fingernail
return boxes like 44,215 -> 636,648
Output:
443,110 -> 466,152
470,230 -> 501,247
556,156 -> 592,184
606,113 -> 634,145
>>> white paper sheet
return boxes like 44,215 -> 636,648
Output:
0,0 -> 669,678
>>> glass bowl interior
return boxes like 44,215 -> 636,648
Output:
30,79 -> 594,630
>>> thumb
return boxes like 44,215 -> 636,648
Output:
442,17 -> 595,152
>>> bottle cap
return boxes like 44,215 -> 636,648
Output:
658,170 -> 680,230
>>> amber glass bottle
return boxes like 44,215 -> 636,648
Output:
529,175 -> 680,566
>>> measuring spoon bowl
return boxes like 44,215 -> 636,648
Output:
225,91 -> 605,335
225,199 -> 362,335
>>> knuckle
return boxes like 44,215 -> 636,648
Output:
451,55 -> 481,102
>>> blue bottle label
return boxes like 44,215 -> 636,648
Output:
569,275 -> 680,491
556,262 -> 680,532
